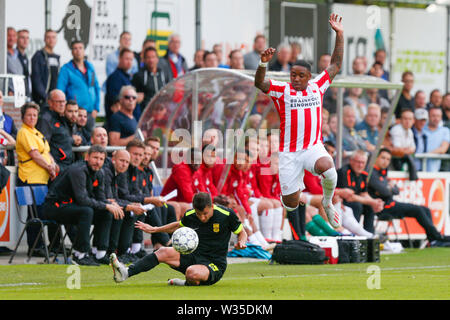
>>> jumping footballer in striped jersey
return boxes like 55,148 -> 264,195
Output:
254,13 -> 344,228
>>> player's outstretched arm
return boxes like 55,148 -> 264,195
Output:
135,220 -> 180,234
235,228 -> 248,250
254,47 -> 276,93
326,13 -> 344,81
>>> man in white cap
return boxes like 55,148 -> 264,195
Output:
412,108 -> 429,171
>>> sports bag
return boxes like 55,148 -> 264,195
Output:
271,240 -> 328,265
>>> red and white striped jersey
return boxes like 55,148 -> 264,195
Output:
267,70 -> 331,153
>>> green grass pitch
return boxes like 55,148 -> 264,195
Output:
0,248 -> 449,300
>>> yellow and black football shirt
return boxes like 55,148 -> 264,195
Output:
179,204 -> 243,268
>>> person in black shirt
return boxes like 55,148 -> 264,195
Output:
36,89 -> 74,172
31,29 -> 60,107
395,71 -> 415,119
336,150 -> 384,233
43,145 -> 124,265
132,47 -> 172,113
369,148 -> 450,246
110,192 -> 247,286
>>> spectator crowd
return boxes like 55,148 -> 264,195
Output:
2,26 -> 449,262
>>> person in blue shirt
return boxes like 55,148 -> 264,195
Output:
105,48 -> 139,124
355,103 -> 380,152
423,107 -> 450,172
108,86 -> 139,146
56,40 -> 100,133
105,31 -> 139,77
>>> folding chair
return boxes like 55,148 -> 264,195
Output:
9,186 -> 68,264
376,213 -> 413,248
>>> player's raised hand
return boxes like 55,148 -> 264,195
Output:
260,47 -> 276,63
329,13 -> 343,34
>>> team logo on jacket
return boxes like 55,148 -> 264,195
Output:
206,178 -> 210,186
213,223 -> 220,233
92,179 -> 98,187
54,122 -> 60,128
194,179 -> 199,186
232,181 -> 238,188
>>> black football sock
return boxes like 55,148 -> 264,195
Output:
128,252 -> 159,277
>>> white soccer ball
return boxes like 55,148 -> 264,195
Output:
172,227 -> 199,255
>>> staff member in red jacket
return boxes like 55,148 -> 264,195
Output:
161,148 -> 200,219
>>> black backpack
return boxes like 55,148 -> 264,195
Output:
271,240 -> 328,265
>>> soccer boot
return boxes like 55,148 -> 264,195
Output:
168,278 -> 186,286
110,253 -> 129,283
322,201 -> 342,228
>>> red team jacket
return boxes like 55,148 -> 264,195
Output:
161,162 -> 196,203
192,164 -> 219,199
222,165 -> 252,215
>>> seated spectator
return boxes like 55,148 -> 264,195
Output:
212,43 -> 229,69
412,108 -> 429,171
369,148 -> 450,246
318,54 -> 331,73
269,43 -> 291,72
132,47 -> 172,113
36,89 -> 74,172
57,40 -> 100,132
374,48 -> 389,80
324,113 -> 337,145
64,100 -> 83,147
31,29 -> 60,107
344,87 -> 367,124
203,50 -> 219,68
160,148 -> 199,219
342,106 -> 367,163
108,86 -> 139,146
389,108 -> 418,180
441,92 -> 450,122
414,90 -> 427,110
75,107 -> 91,145
379,106 -> 392,131
352,56 -> 366,75
229,49 -> 244,70
189,49 -> 205,71
423,107 -> 450,172
16,102 -> 58,257
426,89 -> 442,110
244,34 -> 266,70
105,48 -> 136,123
163,34 -> 188,78
355,103 -> 381,152
43,145 -> 124,266
361,88 -> 390,110
105,31 -> 138,77
0,90 -> 17,165
395,71 -> 414,119
289,42 -> 301,65
336,150 -> 384,234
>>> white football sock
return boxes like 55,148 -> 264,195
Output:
340,204 -> 373,238
259,209 -> 274,239
244,219 -> 253,233
131,243 -> 141,254
96,250 -> 106,259
271,207 -> 284,242
255,230 -> 269,247
73,250 -> 85,259
250,203 -> 261,231
320,168 -> 337,207
91,247 -> 97,255
248,233 -> 261,246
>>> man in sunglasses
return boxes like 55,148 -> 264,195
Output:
108,85 -> 139,146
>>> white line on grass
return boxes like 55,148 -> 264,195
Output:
0,282 -> 43,287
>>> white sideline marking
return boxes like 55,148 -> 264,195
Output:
0,282 -> 43,287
